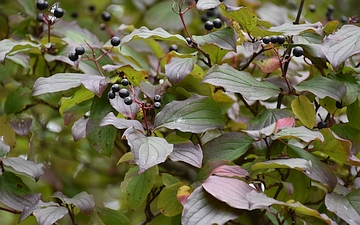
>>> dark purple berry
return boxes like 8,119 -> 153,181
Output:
277,35 -> 285,44
124,97 -> 132,105
71,12 -> 78,18
317,121 -> 327,129
88,5 -> 95,12
54,7 -> 64,18
270,35 -> 278,44
213,18 -> 222,28
262,36 -> 271,44
309,4 -> 316,12
111,36 -> 121,46
119,88 -> 130,98
201,14 -> 208,22
186,37 -> 192,45
292,46 -> 303,57
121,78 -> 129,86
336,101 -> 343,109
75,46 -> 85,55
204,21 -> 214,31
206,8 -> 216,17
169,44 -> 178,52
36,13 -> 44,22
36,0 -> 48,10
154,94 -> 162,103
154,102 -> 162,109
111,84 -> 120,93
108,91 -> 116,99
101,11 -> 111,22
340,15 -> 348,24
327,5 -> 334,13
68,52 -> 78,61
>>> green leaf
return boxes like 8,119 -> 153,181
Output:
322,25 -> 360,70
193,27 -> 237,51
334,74 -> 360,105
86,90 -> 117,157
165,52 -> 197,84
291,95 -> 316,129
96,207 -> 130,225
2,157 -> 44,181
249,109 -> 293,129
103,64 -> 148,87
294,76 -> 346,102
326,192 -> 360,224
162,173 -> 181,187
323,21 -> 338,34
120,26 -> 187,48
269,22 -> 323,36
202,64 -> 279,101
202,132 -> 253,163
0,114 -> 16,149
4,86 -> 34,114
123,127 -> 173,173
272,126 -> 324,143
219,5 -> 258,32
347,98 -> 360,130
158,182 -> 184,217
53,191 -> 95,216
347,188 -> 360,217
120,166 -> 158,210
154,95 -> 225,133
200,43 -> 230,65
331,123 -> 360,154
32,73 -> 85,96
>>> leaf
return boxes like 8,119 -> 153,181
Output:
291,95 -> 316,129
200,43 -> 230,64
332,123 -> 360,155
196,0 -> 221,10
322,25 -> 360,70
272,126 -> 324,143
202,132 -> 253,163
0,172 -> 41,211
347,188 -> 360,217
347,98 -> 360,130
120,26 -> 187,48
2,157 -> 44,181
123,127 -> 173,173
109,90 -> 140,120
269,22 -> 323,36
0,137 -> 10,158
100,112 -> 145,133
162,173 -> 181,187
165,53 -> 197,84
33,205 -> 68,225
181,186 -> 241,225
53,191 -> 94,215
275,117 -> 295,132
86,91 -> 117,157
102,64 -> 148,87
80,75 -> 109,97
287,145 -> 337,192
7,114 -> 33,136
72,117 -> 88,141
32,73 -> 84,96
193,27 -> 237,51
96,207 -> 130,225
0,114 -> 16,148
219,5 -> 258,32
202,176 -> 282,210
169,143 -> 202,168
202,64 -> 279,100
294,76 -> 346,102
4,87 -> 34,114
313,129 -> 360,166
120,166 -> 158,210
154,95 -> 225,133
157,182 -> 184,217
326,192 -> 360,225
210,165 -> 249,178
19,200 -> 59,223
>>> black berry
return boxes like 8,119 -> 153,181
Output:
101,11 -> 111,22
169,44 -> 178,52
309,4 -> 316,12
292,46 -> 303,57
36,13 -> 44,22
277,35 -> 285,44
336,101 -> 343,109
262,36 -> 271,44
154,102 -> 162,109
75,46 -> 85,55
213,18 -> 222,29
340,16 -> 348,24
88,5 -> 95,12
327,5 -> 334,13
111,36 -> 121,46
54,7 -> 64,18
108,91 -> 116,99
36,0 -> 48,10
68,52 -> 78,61
186,37 -> 192,45
201,14 -> 208,22
124,97 -> 133,105
154,94 -> 162,103
204,21 -> 214,31
71,12 -> 78,18
270,35 -> 278,44
317,121 -> 327,129
121,78 -> 129,86
206,8 -> 216,17
119,88 -> 130,98
111,84 -> 120,93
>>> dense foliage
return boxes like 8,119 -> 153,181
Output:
1,0 -> 360,224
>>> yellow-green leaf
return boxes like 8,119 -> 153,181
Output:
291,95 -> 315,129
158,182 -> 184,217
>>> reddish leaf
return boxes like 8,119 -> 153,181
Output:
210,165 -> 249,178
275,117 -> 295,132
169,143 -> 203,168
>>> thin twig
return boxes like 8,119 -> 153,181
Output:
235,93 -> 257,116
294,0 -> 305,25
0,206 -> 21,214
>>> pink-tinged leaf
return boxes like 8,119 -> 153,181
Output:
19,200 -> 59,223
203,176 -> 281,210
2,157 -> 44,181
326,192 -> 360,225
169,143 -> 203,168
32,73 -> 84,96
210,165 -> 249,178
177,185 -> 192,206
165,54 -> 197,84
123,127 -> 173,173
72,117 -> 88,141
182,186 -> 241,225
109,91 -> 140,120
272,126 -> 324,142
80,75 -> 109,97
100,112 -> 145,133
33,205 -> 68,225
53,191 -> 95,215
275,117 -> 295,132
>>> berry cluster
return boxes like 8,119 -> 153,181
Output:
262,35 -> 286,45
200,6 -> 223,31
68,46 -> 85,61
108,79 -> 133,105
326,4 -> 334,21
153,95 -> 162,109
36,1 -> 64,24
